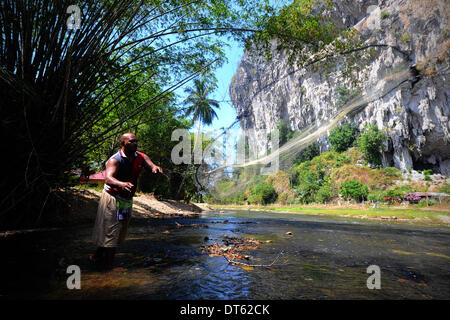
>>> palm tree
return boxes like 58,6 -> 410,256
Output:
177,79 -> 220,199
183,79 -> 220,127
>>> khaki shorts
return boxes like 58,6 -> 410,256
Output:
92,191 -> 131,248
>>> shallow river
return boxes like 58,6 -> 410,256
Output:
2,210 -> 449,299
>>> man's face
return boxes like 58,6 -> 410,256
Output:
124,134 -> 138,152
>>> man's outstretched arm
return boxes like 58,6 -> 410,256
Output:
142,153 -> 163,174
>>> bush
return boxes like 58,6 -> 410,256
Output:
417,199 -> 436,207
368,190 -> 383,202
340,180 -> 369,202
292,164 -> 324,203
232,191 -> 246,204
269,119 -> 294,146
384,189 -> 402,199
328,123 -> 359,152
357,124 -> 387,166
294,142 -> 320,165
248,182 -> 277,205
315,183 -> 333,204
439,183 -> 450,194
423,169 -> 432,181
384,167 -> 401,178
382,189 -> 402,203
334,153 -> 351,168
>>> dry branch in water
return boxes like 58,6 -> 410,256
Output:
225,251 -> 285,268
201,236 -> 286,268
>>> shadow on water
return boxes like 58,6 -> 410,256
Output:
1,210 -> 449,299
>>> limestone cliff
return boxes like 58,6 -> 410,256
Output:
230,0 -> 450,174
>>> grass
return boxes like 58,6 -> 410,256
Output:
209,203 -> 450,226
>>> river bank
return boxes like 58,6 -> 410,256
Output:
0,188 -> 204,237
65,188 -> 204,221
55,188 -> 450,228
208,203 -> 450,227
3,188 -> 448,237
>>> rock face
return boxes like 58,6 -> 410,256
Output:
230,0 -> 450,174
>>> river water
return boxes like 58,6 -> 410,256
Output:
2,210 -> 449,299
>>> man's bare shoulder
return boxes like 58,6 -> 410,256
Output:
107,156 -> 119,167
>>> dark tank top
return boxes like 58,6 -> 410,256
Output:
104,149 -> 145,199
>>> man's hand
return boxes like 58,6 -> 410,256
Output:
152,165 -> 163,174
120,182 -> 134,192
142,153 -> 163,174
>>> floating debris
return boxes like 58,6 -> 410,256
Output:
173,221 -> 209,229
200,236 -> 286,269
201,237 -> 264,262
210,220 -> 253,224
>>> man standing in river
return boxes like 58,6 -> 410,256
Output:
90,132 -> 163,270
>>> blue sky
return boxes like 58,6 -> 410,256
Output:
177,0 -> 286,133
208,39 -> 244,132
172,39 -> 244,134
177,39 -> 244,133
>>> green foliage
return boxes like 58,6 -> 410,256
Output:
439,183 -> 450,194
231,191 -> 247,204
417,199 -> 436,207
393,184 -> 415,195
384,167 -> 402,178
399,33 -> 410,45
1,0 -> 282,227
184,79 -> 220,126
328,123 -> 359,152
205,180 -> 241,204
268,119 -> 295,146
292,161 -> 325,203
384,189 -> 402,199
294,142 -> 320,165
340,180 -> 369,202
336,87 -> 360,109
368,190 -> 383,202
380,12 -> 389,19
315,182 -> 333,204
423,169 -> 432,181
334,153 -> 351,167
249,0 -> 360,67
248,182 -> 277,205
343,147 -> 364,163
357,124 -> 387,166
